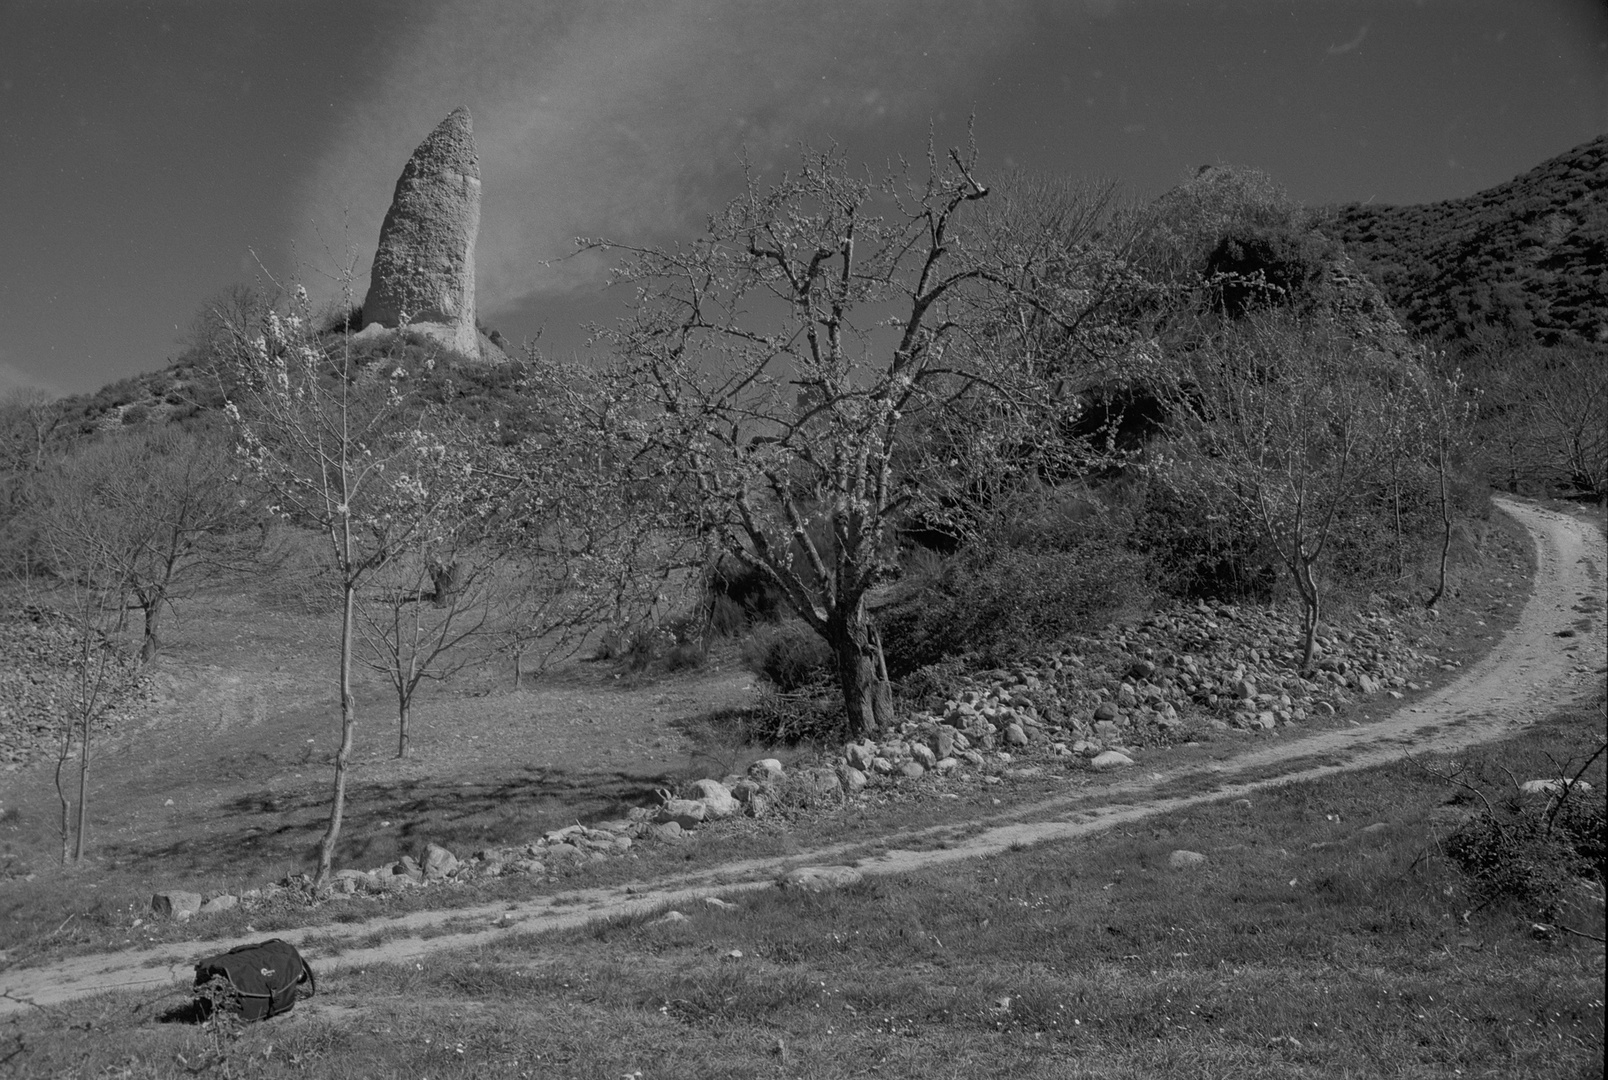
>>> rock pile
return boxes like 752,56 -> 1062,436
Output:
851,600 -> 1442,779
0,607 -> 151,769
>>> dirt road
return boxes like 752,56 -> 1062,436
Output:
3,497 -> 1602,1017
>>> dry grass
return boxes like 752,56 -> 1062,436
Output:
5,694 -> 1601,1079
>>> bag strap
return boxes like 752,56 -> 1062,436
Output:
299,958 -> 316,998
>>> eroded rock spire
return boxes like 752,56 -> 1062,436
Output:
360,107 -> 481,356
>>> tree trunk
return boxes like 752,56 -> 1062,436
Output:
1426,443 -> 1453,609
315,578 -> 357,887
71,714 -> 90,863
139,601 -> 161,664
1297,558 -> 1321,671
828,610 -> 891,740
396,691 -> 411,759
55,751 -> 71,866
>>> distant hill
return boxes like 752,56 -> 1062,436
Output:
1328,134 -> 1607,347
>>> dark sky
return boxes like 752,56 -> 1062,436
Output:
2,0 -> 1604,395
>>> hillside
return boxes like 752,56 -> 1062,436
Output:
1328,134 -> 1608,347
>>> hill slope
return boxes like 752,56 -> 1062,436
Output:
1328,134 -> 1608,347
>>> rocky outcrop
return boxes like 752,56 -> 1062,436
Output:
361,107 -> 482,357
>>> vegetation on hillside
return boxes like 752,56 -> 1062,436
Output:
3,132 -> 1593,872
1329,134 -> 1607,349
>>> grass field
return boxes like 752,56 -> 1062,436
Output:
6,691 -> 1601,1079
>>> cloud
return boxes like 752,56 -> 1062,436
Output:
0,354 -> 61,399
295,0 -> 1032,316
1327,24 -> 1368,55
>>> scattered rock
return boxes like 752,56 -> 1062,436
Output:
423,843 -> 459,880
656,798 -> 708,829
648,910 -> 689,926
151,891 -> 202,920
789,766 -> 845,805
1090,750 -> 1135,770
199,894 -> 238,915
749,758 -> 785,780
690,779 -> 739,819
648,822 -> 686,844
1520,778 -> 1593,797
777,865 -> 864,892
1167,850 -> 1208,869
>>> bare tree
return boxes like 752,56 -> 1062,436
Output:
22,546 -> 138,865
1419,365 -> 1477,608
590,147 -> 1136,737
1528,344 -> 1608,499
356,543 -> 497,758
1169,315 -> 1398,668
26,426 -> 250,662
223,283 -> 495,885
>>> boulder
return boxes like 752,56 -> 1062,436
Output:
690,779 -> 739,819
1090,750 -> 1135,771
199,894 -> 238,915
1168,849 -> 1208,869
656,798 -> 708,829
423,843 -> 459,880
648,821 -> 686,843
790,766 -> 845,804
777,865 -> 864,892
151,890 -> 203,920
730,778 -> 769,803
748,758 -> 785,780
361,107 -> 483,358
1520,778 -> 1594,797
839,765 -> 868,793
844,741 -> 876,771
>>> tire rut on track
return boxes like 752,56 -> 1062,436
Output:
3,497 -> 1603,1017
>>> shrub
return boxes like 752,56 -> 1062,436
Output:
735,689 -> 847,747
742,622 -> 835,694
593,612 -> 708,673
1130,476 -> 1277,601
1442,783 -> 1606,923
879,533 -> 1148,677
706,558 -> 784,630
1204,224 -> 1339,317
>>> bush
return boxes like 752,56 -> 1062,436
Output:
706,558 -> 784,631
879,533 -> 1147,677
1442,783 -> 1606,923
742,622 -> 835,694
593,613 -> 708,673
735,690 -> 847,747
1204,224 -> 1339,317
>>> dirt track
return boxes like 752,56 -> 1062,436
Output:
3,496 -> 1603,1017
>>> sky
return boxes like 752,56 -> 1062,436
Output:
1,0 -> 1604,397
